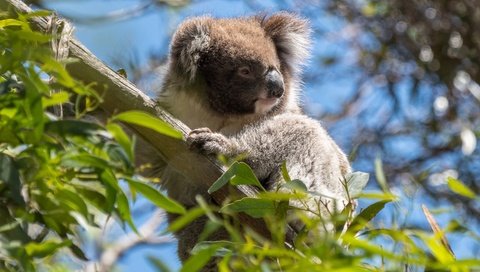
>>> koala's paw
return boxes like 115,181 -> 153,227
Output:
187,128 -> 231,155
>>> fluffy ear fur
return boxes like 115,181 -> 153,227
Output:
261,12 -> 311,75
170,17 -> 212,80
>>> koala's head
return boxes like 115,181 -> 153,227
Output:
169,13 -> 310,116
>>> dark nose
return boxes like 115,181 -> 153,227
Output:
265,69 -> 284,98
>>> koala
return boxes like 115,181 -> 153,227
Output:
153,12 -> 351,264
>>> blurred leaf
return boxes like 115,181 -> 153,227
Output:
45,120 -> 105,137
56,189 -> 90,220
106,122 -> 134,162
41,91 -> 70,108
221,198 -> 276,218
168,207 -> 205,233
13,29 -> 51,42
0,153 -> 25,205
374,157 -> 389,193
75,186 -> 111,213
126,178 -> 186,214
112,110 -> 182,139
116,190 -> 137,233
41,59 -> 75,88
23,10 -> 53,19
417,233 -> 455,264
148,256 -> 171,272
180,244 -> 220,272
283,179 -> 308,192
69,244 -> 88,261
25,240 -> 71,258
208,162 -> 263,194
62,154 -> 110,169
335,202 -> 353,233
358,191 -> 398,201
280,161 -> 292,182
346,171 -> 370,198
349,200 -> 391,232
447,177 -> 476,199
0,18 -> 27,28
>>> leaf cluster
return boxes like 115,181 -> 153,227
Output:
0,12 -> 183,271
168,161 -> 480,271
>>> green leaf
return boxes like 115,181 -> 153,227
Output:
220,198 -> 276,218
116,190 -> 137,233
0,153 -> 25,205
148,256 -> 171,272
229,162 -> 263,188
56,189 -> 90,220
112,111 -> 182,139
106,123 -> 134,162
62,154 -> 111,169
280,161 -> 292,182
335,202 -> 353,233
41,91 -> 70,108
180,244 -> 220,272
346,171 -> 370,198
14,29 -> 51,42
284,179 -> 308,192
41,58 -> 75,87
358,191 -> 398,201
25,240 -> 71,258
417,233 -> 455,263
75,186 -> 111,213
23,10 -> 53,19
374,156 -> 389,193
69,244 -> 89,261
208,162 -> 263,194
125,179 -> 186,214
447,177 -> 476,199
0,19 -> 27,29
168,207 -> 205,232
45,120 -> 105,137
349,200 -> 391,232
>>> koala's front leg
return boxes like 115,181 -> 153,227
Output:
187,128 -> 244,156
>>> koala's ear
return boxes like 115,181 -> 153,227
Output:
170,16 -> 212,80
261,12 -> 311,74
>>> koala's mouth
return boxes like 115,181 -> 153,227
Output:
253,97 -> 279,114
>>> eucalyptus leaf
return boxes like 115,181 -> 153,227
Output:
349,200 -> 391,233
284,179 -> 308,192
126,178 -> 186,214
208,162 -> 263,194
447,177 -> 476,199
220,197 -> 276,218
168,207 -> 205,233
346,171 -> 370,198
180,244 -> 221,272
25,240 -> 71,258
112,110 -> 182,139
116,190 -> 137,233
0,153 -> 24,205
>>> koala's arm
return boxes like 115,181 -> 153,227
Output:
187,113 -> 351,196
187,127 -> 249,157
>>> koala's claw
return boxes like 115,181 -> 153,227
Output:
187,128 -> 231,155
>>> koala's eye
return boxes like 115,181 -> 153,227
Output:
237,66 -> 252,77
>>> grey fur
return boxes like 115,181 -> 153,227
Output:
151,12 -> 351,265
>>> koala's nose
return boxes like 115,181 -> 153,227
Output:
265,69 -> 284,98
